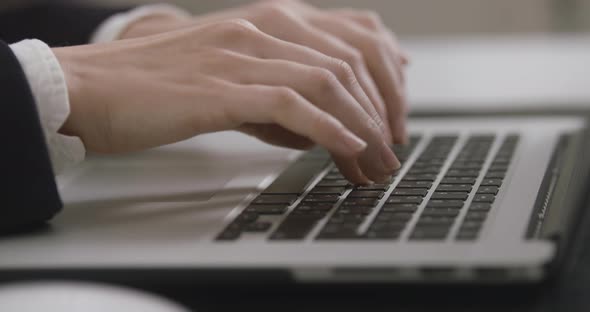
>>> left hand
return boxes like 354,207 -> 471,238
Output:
120,0 -> 410,145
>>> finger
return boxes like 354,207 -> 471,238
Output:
195,20 -> 400,179
238,124 -> 315,150
202,49 -> 399,181
242,6 -> 393,144
220,81 -> 370,183
305,14 -> 409,144
332,155 -> 371,185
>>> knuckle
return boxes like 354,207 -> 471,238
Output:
308,110 -> 326,131
359,10 -> 383,30
272,87 -> 299,110
260,1 -> 292,18
216,19 -> 260,38
340,49 -> 365,72
366,117 -> 385,139
330,58 -> 359,88
309,67 -> 339,93
367,33 -> 388,52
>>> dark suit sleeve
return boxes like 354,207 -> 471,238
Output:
0,2 -> 131,46
0,40 -> 62,233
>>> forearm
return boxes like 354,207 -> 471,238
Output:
0,40 -> 62,233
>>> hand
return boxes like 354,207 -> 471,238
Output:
121,0 -> 410,145
54,20 -> 400,183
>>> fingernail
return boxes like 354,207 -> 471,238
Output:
380,144 -> 401,172
341,131 -> 368,154
374,174 -> 392,184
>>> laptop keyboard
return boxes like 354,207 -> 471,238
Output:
216,134 -> 519,242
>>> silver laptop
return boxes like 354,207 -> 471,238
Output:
0,116 -> 588,284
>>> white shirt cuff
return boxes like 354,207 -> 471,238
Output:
10,39 -> 86,175
91,4 -> 191,43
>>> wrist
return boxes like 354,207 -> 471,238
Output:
52,47 -> 85,137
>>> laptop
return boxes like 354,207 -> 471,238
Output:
0,116 -> 588,284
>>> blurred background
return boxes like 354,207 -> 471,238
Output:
93,0 -> 590,36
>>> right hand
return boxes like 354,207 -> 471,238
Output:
54,20 -> 401,184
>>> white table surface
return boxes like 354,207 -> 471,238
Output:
402,34 -> 590,112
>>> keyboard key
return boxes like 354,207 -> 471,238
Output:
456,231 -> 479,240
253,194 -> 298,205
235,212 -> 259,223
464,211 -> 488,221
459,221 -> 484,231
374,212 -> 414,222
491,158 -> 511,165
416,217 -> 455,226
364,230 -> 402,240
270,216 -> 319,240
407,167 -> 441,174
295,203 -> 334,211
421,208 -> 461,217
451,161 -> 485,167
391,189 -> 429,197
449,164 -> 483,170
477,186 -> 499,195
397,181 -> 433,189
430,192 -> 469,201
473,194 -> 495,203
337,206 -> 374,215
436,184 -> 472,192
342,198 -> 379,207
244,205 -> 287,215
355,184 -> 389,191
319,223 -> 359,236
243,221 -> 273,232
469,203 -> 493,211
413,160 -> 446,166
426,200 -> 465,209
485,172 -> 506,179
410,228 -> 449,240
386,196 -> 423,204
369,221 -> 407,232
303,194 -> 340,203
328,214 -> 366,224
317,180 -> 349,187
404,174 -> 438,181
323,173 -> 344,180
216,228 -> 241,241
381,203 -> 419,212
488,165 -> 509,172
445,170 -> 481,177
441,177 -> 477,184
480,179 -> 503,187
348,190 -> 385,198
309,187 -> 346,195
290,209 -> 328,217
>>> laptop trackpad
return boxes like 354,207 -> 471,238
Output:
57,132 -> 296,207
59,162 -> 234,204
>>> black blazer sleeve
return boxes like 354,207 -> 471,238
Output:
0,2 -> 131,46
0,40 -> 62,232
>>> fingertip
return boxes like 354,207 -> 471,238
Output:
340,129 -> 368,156
400,51 -> 411,65
332,157 -> 371,185
380,142 -> 401,172
373,174 -> 393,184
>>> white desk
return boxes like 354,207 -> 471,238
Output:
403,34 -> 590,112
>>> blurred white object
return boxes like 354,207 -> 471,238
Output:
0,281 -> 188,312
403,34 -> 590,112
